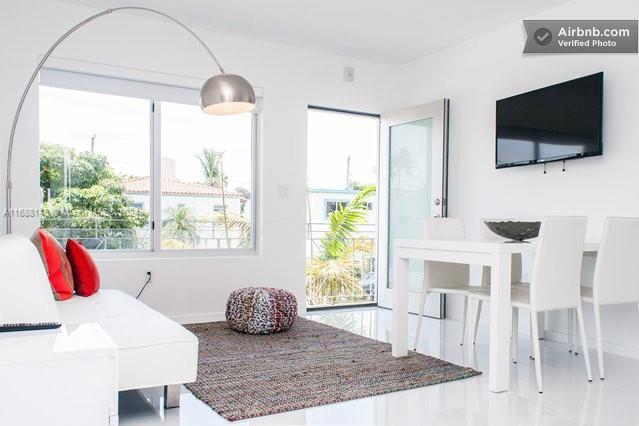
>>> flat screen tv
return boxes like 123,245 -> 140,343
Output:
496,72 -> 603,169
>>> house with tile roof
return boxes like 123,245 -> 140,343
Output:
124,176 -> 245,220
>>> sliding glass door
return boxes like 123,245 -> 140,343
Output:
377,100 -> 449,317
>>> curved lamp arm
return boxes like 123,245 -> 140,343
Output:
5,7 -> 228,234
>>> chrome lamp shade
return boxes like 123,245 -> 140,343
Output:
200,74 -> 256,115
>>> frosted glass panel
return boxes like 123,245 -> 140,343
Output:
387,118 -> 433,291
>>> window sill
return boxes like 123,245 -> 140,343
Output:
91,248 -> 258,262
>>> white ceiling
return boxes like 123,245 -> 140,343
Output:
57,0 -> 569,64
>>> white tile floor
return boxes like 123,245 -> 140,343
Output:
119,307 -> 639,425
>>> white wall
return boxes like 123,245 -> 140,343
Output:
398,0 -> 639,357
0,0 -> 399,321
5,0 -> 638,357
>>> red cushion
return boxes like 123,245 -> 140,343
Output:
31,229 -> 74,301
66,239 -> 100,297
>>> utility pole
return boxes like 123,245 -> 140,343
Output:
90,134 -> 96,153
217,151 -> 231,248
345,155 -> 351,189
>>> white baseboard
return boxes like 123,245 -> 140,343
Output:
544,329 -> 639,360
170,312 -> 225,324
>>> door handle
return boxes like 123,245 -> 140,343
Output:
433,198 -> 442,217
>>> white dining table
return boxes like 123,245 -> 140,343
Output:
391,238 -> 598,393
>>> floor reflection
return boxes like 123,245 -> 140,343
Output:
118,307 -> 639,426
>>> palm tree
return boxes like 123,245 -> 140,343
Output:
320,185 -> 376,259
163,206 -> 199,247
196,148 -> 232,246
306,185 -> 376,306
195,148 -> 227,188
390,147 -> 415,189
215,211 -> 252,248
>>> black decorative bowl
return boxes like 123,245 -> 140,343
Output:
484,221 -> 541,243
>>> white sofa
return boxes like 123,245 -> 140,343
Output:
0,234 -> 198,408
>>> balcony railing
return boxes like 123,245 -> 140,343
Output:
43,218 -> 251,250
306,222 -> 377,308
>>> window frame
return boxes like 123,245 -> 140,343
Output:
39,68 -> 259,258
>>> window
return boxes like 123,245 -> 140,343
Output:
161,102 -> 253,250
324,200 -> 349,219
39,69 -> 257,253
39,85 -> 151,250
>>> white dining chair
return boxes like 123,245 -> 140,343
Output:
414,218 -> 474,350
569,217 -> 639,380
467,219 -> 525,345
467,216 -> 593,393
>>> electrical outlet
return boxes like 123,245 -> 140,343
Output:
136,271 -> 153,300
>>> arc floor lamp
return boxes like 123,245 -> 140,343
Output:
4,6 -> 256,234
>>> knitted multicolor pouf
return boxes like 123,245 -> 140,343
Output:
226,287 -> 297,334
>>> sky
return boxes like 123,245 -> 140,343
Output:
306,109 -> 379,190
39,85 -> 253,190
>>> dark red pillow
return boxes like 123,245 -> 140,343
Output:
31,228 -> 74,301
66,239 -> 100,297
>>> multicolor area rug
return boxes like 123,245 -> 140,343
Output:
185,317 -> 480,421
